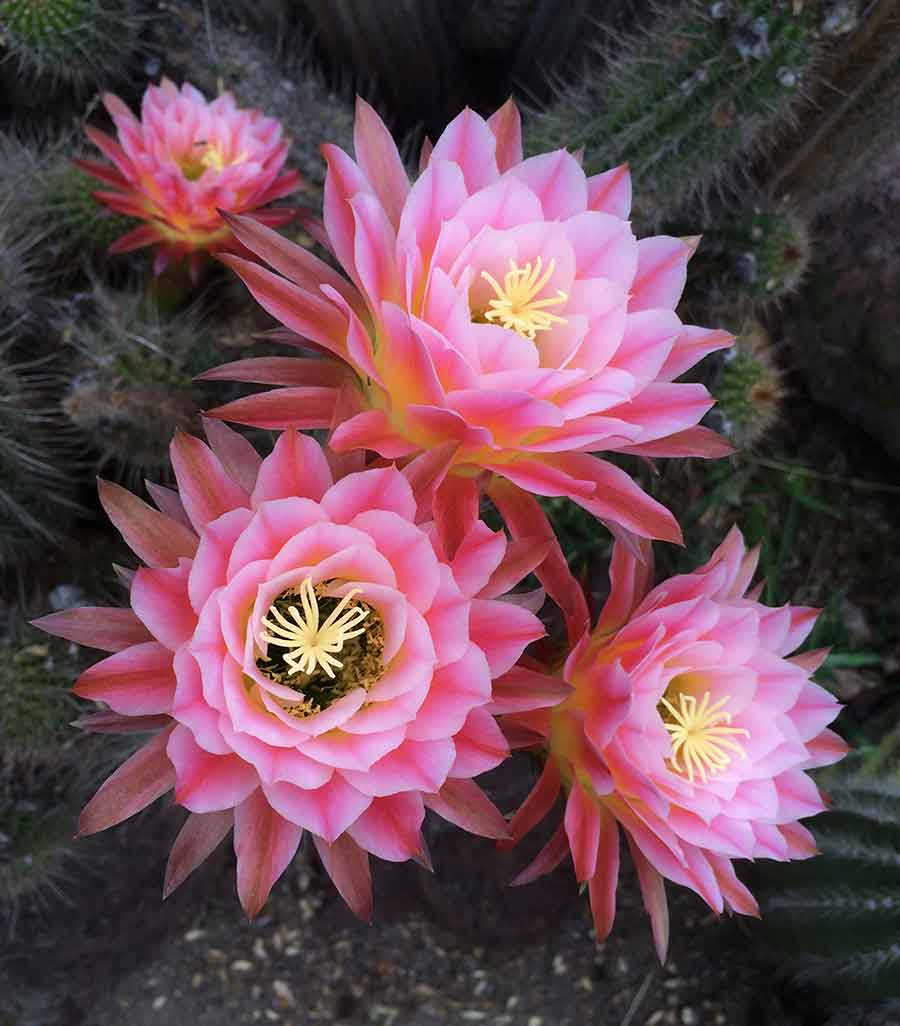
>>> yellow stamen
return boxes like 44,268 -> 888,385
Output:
659,691 -> 751,784
179,141 -> 248,179
480,256 -> 568,340
260,578 -> 370,679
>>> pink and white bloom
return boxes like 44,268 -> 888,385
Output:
77,79 -> 301,276
34,426 -> 554,918
498,510 -> 848,959
207,97 -> 732,544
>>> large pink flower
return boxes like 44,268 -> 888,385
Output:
35,426 -> 553,918
207,98 -> 732,544
77,79 -> 301,276
499,510 -> 848,959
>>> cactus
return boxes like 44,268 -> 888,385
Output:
758,776 -> 900,1008
0,620 -> 85,924
709,204 -> 812,303
59,285 -> 223,483
0,0 -> 141,91
528,0 -> 817,225
35,157 -> 137,264
712,318 -> 784,448
0,334 -> 82,573
0,197 -> 47,327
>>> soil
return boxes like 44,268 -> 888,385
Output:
2,759 -> 778,1026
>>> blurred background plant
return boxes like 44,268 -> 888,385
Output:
1,0 -> 899,1022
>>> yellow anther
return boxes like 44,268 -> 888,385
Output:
480,256 -> 568,340
659,691 -> 751,785
261,578 -> 370,679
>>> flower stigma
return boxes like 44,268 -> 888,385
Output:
258,578 -> 385,719
658,689 -> 751,784
480,256 -> 568,340
261,577 -> 369,678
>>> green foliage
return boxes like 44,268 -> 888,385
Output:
0,0 -> 141,90
59,285 -> 222,482
0,335 -> 82,572
528,0 -> 816,224
0,622 -> 81,753
759,777 -> 900,1005
0,197 -> 46,327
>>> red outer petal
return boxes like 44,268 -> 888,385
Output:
98,478 -> 198,567
32,607 -> 152,652
207,386 -> 339,431
313,833 -> 373,922
502,758 -> 561,848
197,356 -> 348,388
79,725 -> 176,836
510,821 -> 570,885
425,779 -> 509,840
163,810 -> 234,898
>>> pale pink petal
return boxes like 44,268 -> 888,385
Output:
430,107 -> 499,192
251,429 -> 333,506
346,792 -> 425,861
510,149 -> 587,220
469,597 -> 545,676
322,466 -> 417,524
565,782 -> 601,882
587,164 -> 631,218
630,236 -> 691,312
449,707 -> 509,778
264,774 -> 371,841
343,738 -> 456,798
131,560 -> 195,651
168,724 -> 259,812
170,431 -> 249,531
353,97 -> 410,228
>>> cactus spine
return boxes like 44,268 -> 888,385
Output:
759,777 -> 900,1007
529,0 -> 817,225
0,0 -> 141,91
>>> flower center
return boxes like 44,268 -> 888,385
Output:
179,141 -> 247,180
258,578 -> 384,718
658,689 -> 750,784
479,256 -> 568,340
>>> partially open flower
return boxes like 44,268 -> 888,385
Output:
77,79 -> 301,276
501,520 -> 847,959
208,97 -> 732,545
34,426 -> 553,918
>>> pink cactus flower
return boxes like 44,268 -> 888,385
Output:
77,79 -> 301,276
207,97 -> 732,545
34,426 -> 556,918
497,505 -> 848,960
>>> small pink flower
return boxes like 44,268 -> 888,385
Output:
77,79 -> 301,276
35,426 -> 553,918
208,98 -> 732,543
500,513 -> 848,959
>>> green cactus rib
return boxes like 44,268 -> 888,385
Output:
529,0 -> 815,219
0,0 -> 140,87
760,779 -> 900,1003
37,161 -> 136,256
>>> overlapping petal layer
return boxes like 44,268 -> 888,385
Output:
35,424 -> 552,917
212,98 -> 732,542
502,519 -> 847,958
78,79 -> 301,275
